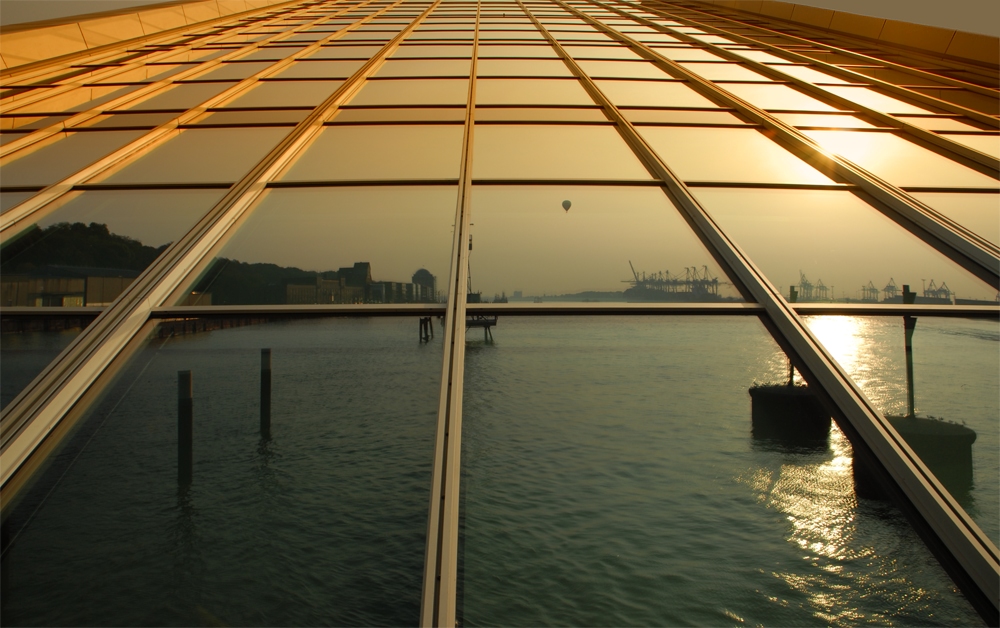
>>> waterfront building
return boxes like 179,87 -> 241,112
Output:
0,0 -> 998,625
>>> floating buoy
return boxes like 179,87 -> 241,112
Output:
562,200 -> 571,211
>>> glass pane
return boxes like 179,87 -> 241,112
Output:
180,186 -> 455,306
679,62 -> 772,81
804,315 -> 999,546
99,127 -> 292,185
0,131 -> 145,188
562,45 -> 642,60
577,60 -> 669,79
192,110 -> 310,125
194,62 -> 274,80
374,59 -> 471,77
222,80 -> 343,108
772,112 -> 877,129
476,45 -> 559,58
1,189 -> 225,306
472,125 -> 652,180
347,78 -> 469,105
122,82 -> 235,111
468,186 -> 742,302
638,127 -> 833,184
654,47 -> 725,62
728,49 -> 796,64
895,116 -> 983,133
306,45 -> 385,59
692,188 -> 997,303
82,112 -> 178,129
10,85 -> 142,115
459,316 -> 979,626
941,134 -> 1000,159
476,59 -> 572,76
819,86 -> 934,115
624,109 -> 746,124
331,107 -> 466,122
1,317 -> 441,625
391,44 -> 473,58
0,326 -> 85,410
909,192 -> 1000,246
476,78 -> 594,105
475,107 -> 607,121
279,125 -> 464,180
771,64 -> 849,85
595,79 -> 718,108
272,60 -> 366,79
721,83 -> 839,112
804,131 -> 1000,189
235,45 -> 306,61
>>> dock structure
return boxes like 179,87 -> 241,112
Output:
466,315 -> 497,342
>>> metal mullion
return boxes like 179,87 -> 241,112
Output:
590,3 -> 1000,172
548,0 -> 1000,286
526,2 -> 1000,619
0,0 -> 366,159
0,2 -> 396,237
0,0 -> 441,508
644,0 -> 1000,109
420,2 -> 479,626
0,1 -> 313,107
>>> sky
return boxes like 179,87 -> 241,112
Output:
0,0 -> 998,36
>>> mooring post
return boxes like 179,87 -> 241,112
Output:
178,371 -> 193,486
261,349 -> 272,439
902,285 -> 917,418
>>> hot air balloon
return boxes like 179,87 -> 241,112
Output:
562,200 -> 571,212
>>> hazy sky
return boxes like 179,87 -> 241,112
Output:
1,0 -> 997,36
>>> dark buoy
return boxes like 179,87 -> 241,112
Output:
749,358 -> 831,449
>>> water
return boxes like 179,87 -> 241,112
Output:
1,329 -> 81,410
459,316 -> 985,626
2,318 -> 441,626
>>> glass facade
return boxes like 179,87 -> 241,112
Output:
1,0 -> 998,625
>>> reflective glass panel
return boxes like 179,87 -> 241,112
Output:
9,85 -> 142,115
772,65 -> 849,85
468,186 -> 742,302
623,109 -> 746,124
181,186 -> 455,305
236,46 -> 305,60
772,112 -> 877,129
222,80 -> 343,107
728,49 -> 795,64
476,79 -> 594,105
1,192 -> 34,213
804,315 -> 999,546
347,78 -> 469,105
472,125 -> 651,180
577,60 -> 669,79
100,127 -> 292,184
941,134 -> 1000,159
679,62 -> 771,81
692,188 -> 997,302
804,131 -> 1000,189
721,83 -> 838,112
475,107 -> 607,121
476,45 -> 560,58
194,62 -> 274,80
192,110 -> 310,125
596,80 -> 718,108
272,60 -> 366,78
819,86 -> 935,115
307,45 -> 385,59
1,189 -> 225,306
638,127 -> 833,184
909,192 -> 1000,246
374,59 -> 471,76
654,47 -> 725,62
82,112 -> 178,128
562,45 -> 642,60
460,316 -> 979,625
1,317 -> 441,625
279,125 -> 464,180
0,131 -> 146,188
330,107 -> 466,122
476,59 -> 573,76
122,83 -> 235,111
895,116 -> 983,133
391,45 -> 474,58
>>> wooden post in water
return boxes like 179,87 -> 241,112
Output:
902,285 -> 917,418
261,349 -> 272,439
178,371 -> 193,486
